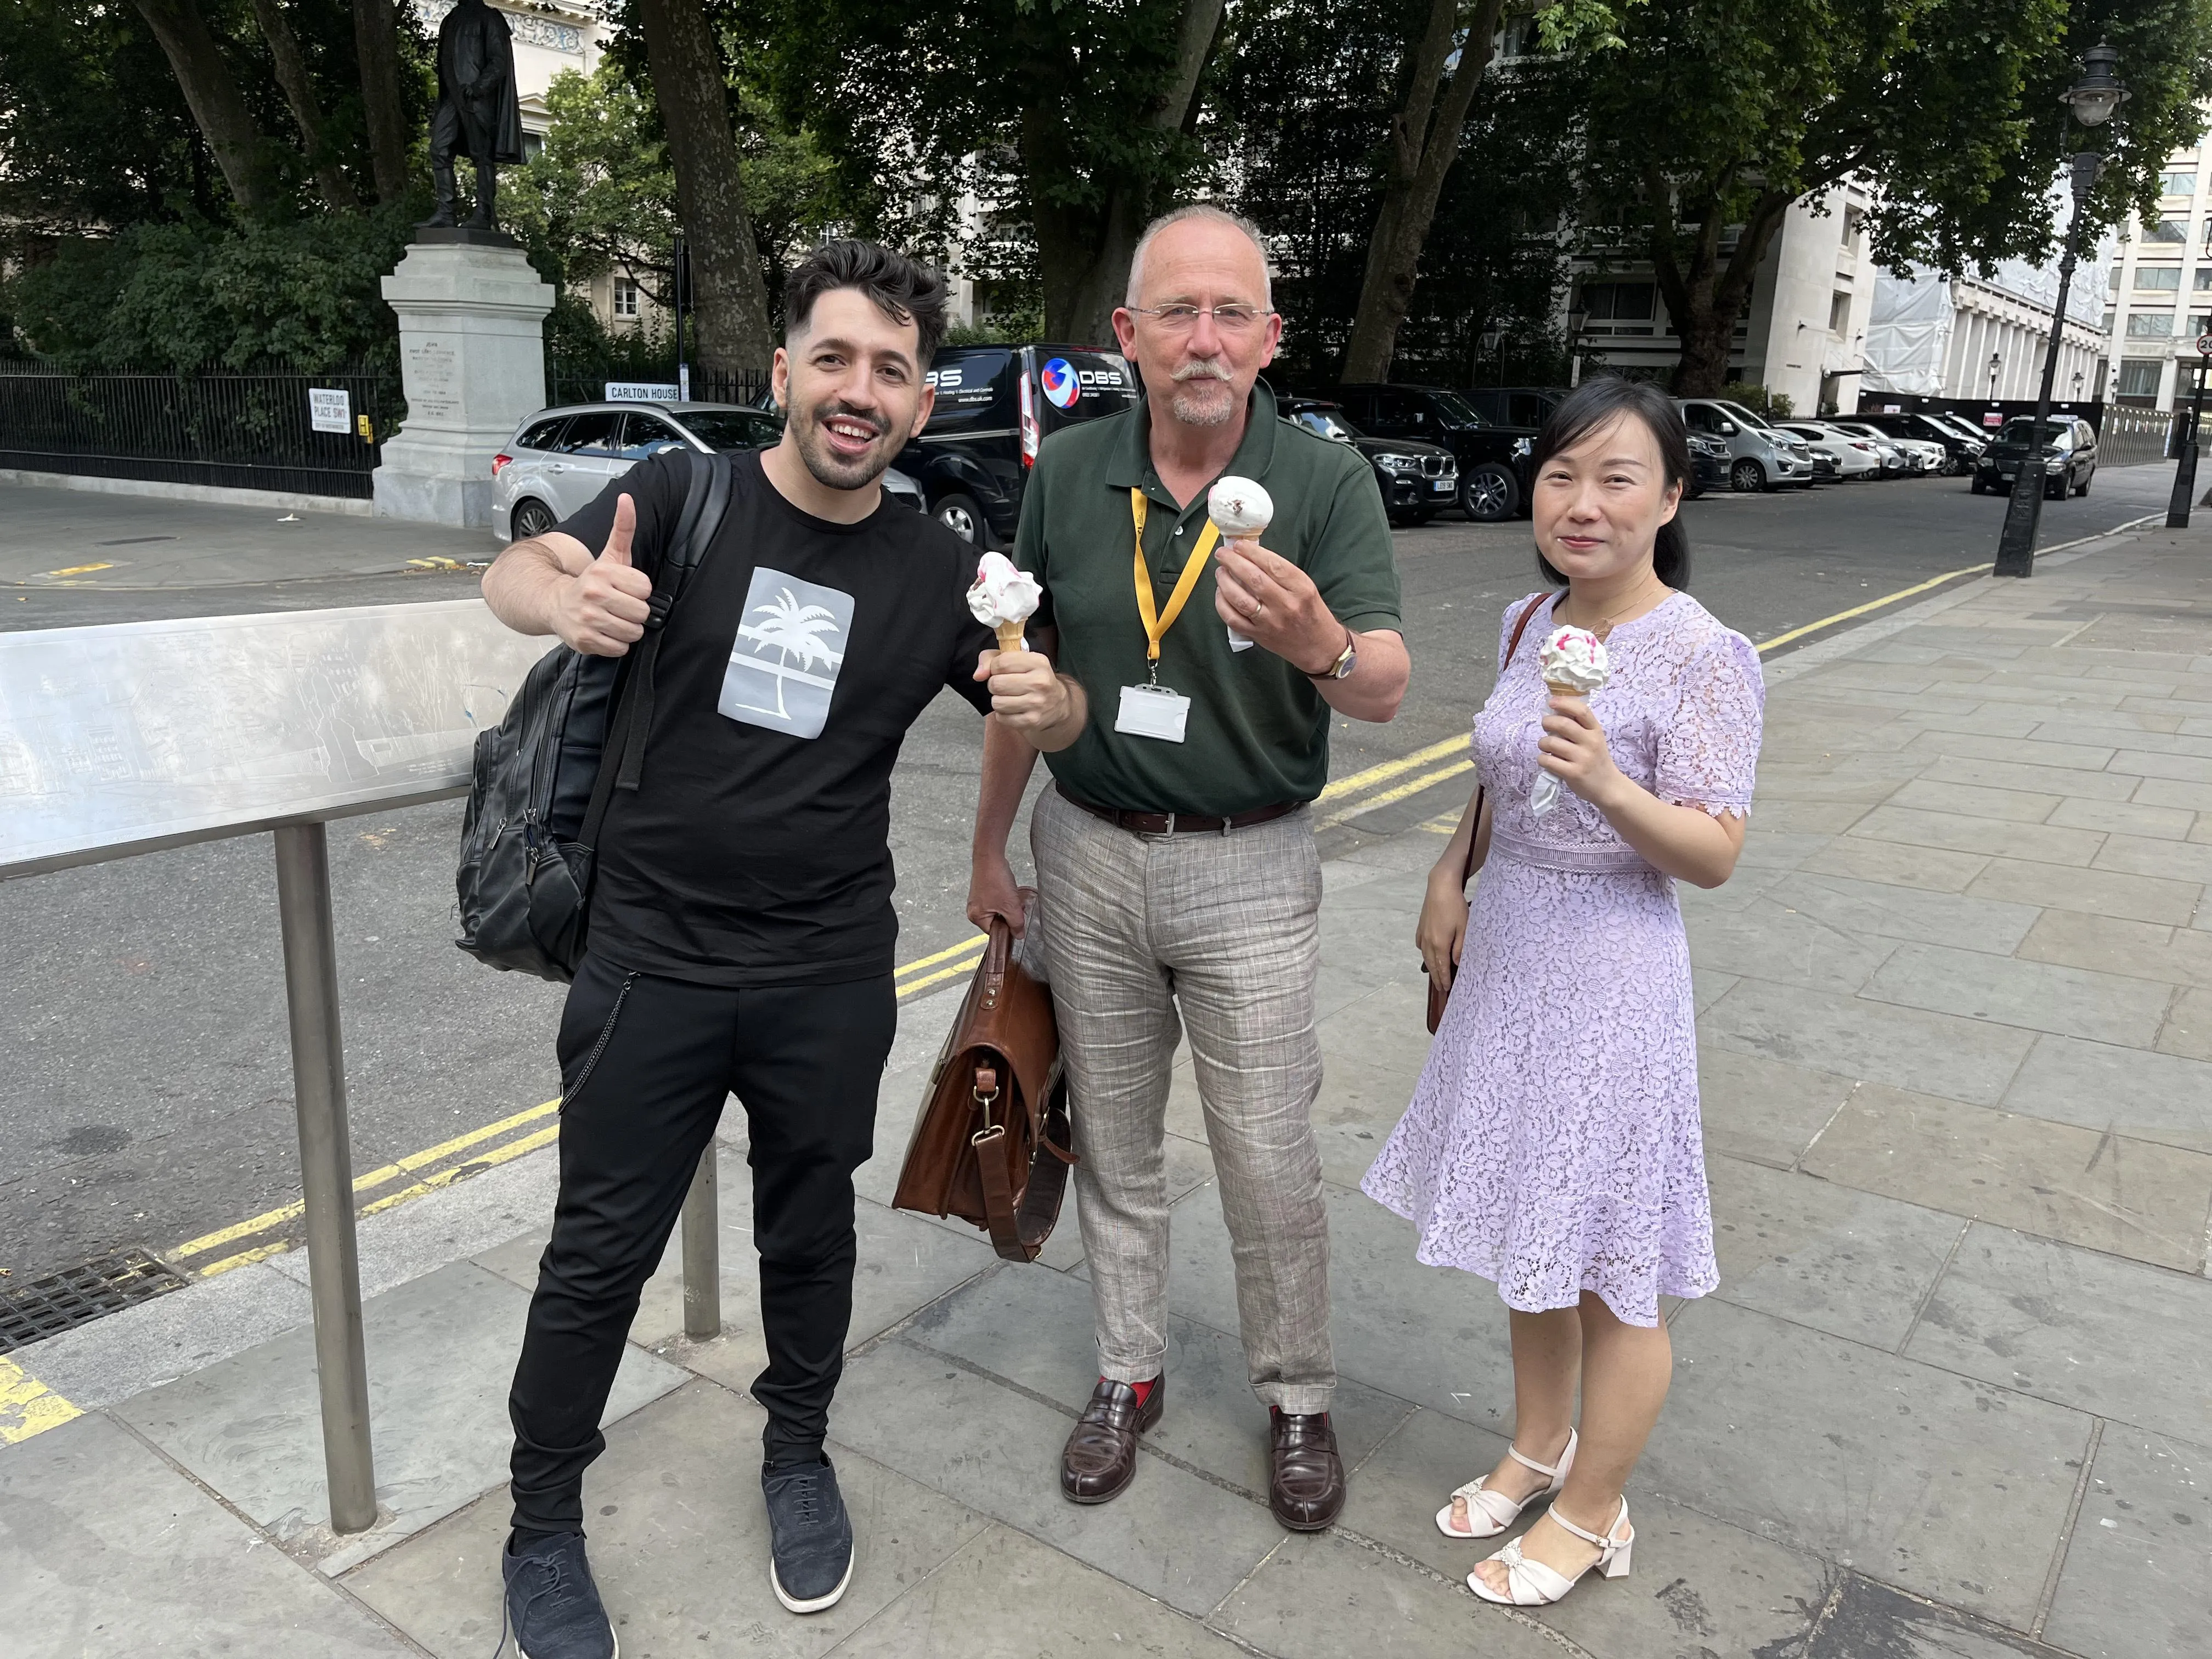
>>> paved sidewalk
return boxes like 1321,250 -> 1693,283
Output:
4,521 -> 2209,1657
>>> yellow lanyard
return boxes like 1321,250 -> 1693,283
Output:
1131,487 -> 1221,681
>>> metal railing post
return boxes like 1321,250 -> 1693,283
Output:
272,821 -> 377,1534
681,1143 -> 721,1340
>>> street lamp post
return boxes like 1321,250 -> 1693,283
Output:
1997,42 -> 2128,578
1567,303 -> 1590,388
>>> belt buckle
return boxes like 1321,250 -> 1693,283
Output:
1162,812 -> 1176,836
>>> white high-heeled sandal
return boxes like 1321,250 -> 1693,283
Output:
1467,1497 -> 1633,1605
1434,1429 -> 1577,1539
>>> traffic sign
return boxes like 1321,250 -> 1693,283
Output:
2197,332 -> 2212,356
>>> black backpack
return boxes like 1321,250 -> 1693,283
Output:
455,449 -> 733,981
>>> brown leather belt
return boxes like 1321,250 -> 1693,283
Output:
1058,784 -> 1304,838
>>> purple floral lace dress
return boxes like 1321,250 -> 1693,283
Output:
1361,590 -> 1764,1327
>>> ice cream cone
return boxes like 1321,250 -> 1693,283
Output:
1545,680 -> 1579,698
995,620 -> 1026,653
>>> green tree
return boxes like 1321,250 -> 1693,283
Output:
1578,0 -> 2212,394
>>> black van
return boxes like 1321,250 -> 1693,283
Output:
896,343 -> 1139,547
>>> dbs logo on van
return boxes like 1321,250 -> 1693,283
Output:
1041,358 -> 1081,408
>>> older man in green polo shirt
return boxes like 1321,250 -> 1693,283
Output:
968,203 -> 1407,1532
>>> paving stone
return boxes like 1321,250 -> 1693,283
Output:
2029,710 -> 2191,741
111,1260 -> 686,1572
1694,966 -> 1742,1011
1751,797 -> 1883,834
1335,1403 -> 1827,1659
1767,871 -> 2042,953
2108,749 -> 2212,784
1799,1085 -> 2212,1271
1206,1528 -> 1561,1659
1734,830 -> 1842,870
1888,779 -> 2061,822
2158,986 -> 2212,1061
2132,776 -> 2212,813
1696,1045 -> 1856,1169
1946,756 -> 2141,802
2000,1033 -> 2212,1154
2016,909 -> 2212,988
1905,1224 -> 2212,1445
1902,730 -> 2119,772
1847,806 -> 2108,867
1895,709 -> 2049,741
1647,1298 -> 2091,1629
1859,941 -> 2175,1048
829,1335 -> 1283,1616
1801,1573 -> 2076,1657
1706,1157 -> 1963,1351
1801,836 -> 1993,892
2041,1426 -> 2212,1659
1701,979 -> 2036,1107
0,1412 -> 414,1657
898,1259 -> 1413,1499
2046,796 -> 2197,840
345,1380 -> 988,1658
1965,857 -> 2202,927
1685,900 -> 1897,995
828,1521 -> 1253,1657
2093,831 -> 2212,886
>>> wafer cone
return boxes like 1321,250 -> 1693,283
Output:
1545,679 -> 1579,698
995,620 -> 1026,653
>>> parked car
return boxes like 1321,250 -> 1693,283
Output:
493,402 -> 923,541
1825,420 -> 1914,476
1922,410 -> 2002,451
1973,416 -> 2098,498
1686,432 -> 1731,495
1778,421 -> 1882,481
1279,398 -> 1459,524
891,343 -> 1138,547
1852,410 -> 1984,474
1675,397 -> 1814,491
1330,383 -> 1536,521
1458,386 -> 1567,432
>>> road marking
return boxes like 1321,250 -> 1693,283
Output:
1316,736 -> 1468,804
356,1124 -> 561,1217
37,562 -> 115,578
0,1354 -> 81,1443
1317,760 -> 1474,829
898,953 -> 987,997
896,933 -> 989,977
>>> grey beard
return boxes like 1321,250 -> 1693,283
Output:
1168,382 -> 1237,427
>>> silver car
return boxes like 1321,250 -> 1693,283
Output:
1676,398 -> 1814,492
492,401 -> 923,541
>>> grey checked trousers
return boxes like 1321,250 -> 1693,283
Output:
1030,786 -> 1335,1415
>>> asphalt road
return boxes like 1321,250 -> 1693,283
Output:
0,465 -> 2179,1285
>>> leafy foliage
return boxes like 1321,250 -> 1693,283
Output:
1718,381 -> 1793,420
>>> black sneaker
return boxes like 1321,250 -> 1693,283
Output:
761,1457 -> 855,1614
501,1531 -> 616,1659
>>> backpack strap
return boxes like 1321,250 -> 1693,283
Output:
580,449 -> 734,847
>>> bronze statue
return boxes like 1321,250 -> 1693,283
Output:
425,0 -> 524,230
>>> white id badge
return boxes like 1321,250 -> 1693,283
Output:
1115,684 -> 1192,742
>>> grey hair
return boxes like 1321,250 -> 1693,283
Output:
1125,204 -> 1274,310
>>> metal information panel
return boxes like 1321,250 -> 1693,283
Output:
0,599 -> 549,878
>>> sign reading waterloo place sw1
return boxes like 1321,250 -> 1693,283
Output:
308,387 -> 352,434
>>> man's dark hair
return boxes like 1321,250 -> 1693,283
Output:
784,239 -> 949,367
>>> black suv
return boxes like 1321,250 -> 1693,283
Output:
1459,386 -> 1567,432
1329,383 -> 1534,521
895,343 -> 1139,547
1853,410 -> 1984,475
1278,398 -> 1459,525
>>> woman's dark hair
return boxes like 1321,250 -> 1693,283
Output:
1531,376 -> 1692,589
785,239 -> 950,365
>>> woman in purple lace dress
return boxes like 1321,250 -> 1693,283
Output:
1361,380 -> 1763,1609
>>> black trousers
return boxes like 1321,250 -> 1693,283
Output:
506,953 -> 895,1536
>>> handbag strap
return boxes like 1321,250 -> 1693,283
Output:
1457,591 -> 1549,885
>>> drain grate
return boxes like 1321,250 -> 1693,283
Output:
0,1248 -> 186,1353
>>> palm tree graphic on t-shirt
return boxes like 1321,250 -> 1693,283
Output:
734,588 -> 844,721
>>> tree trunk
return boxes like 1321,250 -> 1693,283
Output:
1024,0 -> 1224,344
1340,0 -> 1504,382
251,0 -> 360,208
636,0 -> 774,374
133,0 -> 280,216
1646,177 -> 1794,395
351,0 -> 412,205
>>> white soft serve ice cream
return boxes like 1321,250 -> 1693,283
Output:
967,550 -> 1042,648
1207,476 -> 1273,540
1537,625 -> 1610,695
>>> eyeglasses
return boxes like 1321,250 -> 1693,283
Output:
1126,304 -> 1274,333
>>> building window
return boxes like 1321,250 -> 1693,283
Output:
2196,269 -> 2212,290
2146,218 -> 2189,244
2135,266 -> 2181,290
2126,312 -> 2174,337
2164,172 -> 2197,197
1577,281 -> 1656,336
2117,359 -> 2163,396
1828,290 -> 1852,333
2109,266 -> 2124,292
2103,311 -> 2117,335
613,278 -> 641,319
1842,205 -> 1865,249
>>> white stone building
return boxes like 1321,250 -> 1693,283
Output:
1570,183 -> 1878,415
2101,130 -> 2212,409
1859,258 -> 2106,404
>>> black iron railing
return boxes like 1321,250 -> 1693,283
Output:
0,363 -> 400,499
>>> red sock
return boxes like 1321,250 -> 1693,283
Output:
1108,1375 -> 1158,1407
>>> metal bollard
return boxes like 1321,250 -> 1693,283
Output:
272,822 -> 378,1534
681,1143 -> 721,1340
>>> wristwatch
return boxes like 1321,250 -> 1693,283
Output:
1308,627 -> 1358,681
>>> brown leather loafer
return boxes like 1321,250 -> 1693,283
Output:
1269,1408 -> 1345,1531
1060,1376 -> 1164,1505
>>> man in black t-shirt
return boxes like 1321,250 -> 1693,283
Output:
479,241 -> 1087,1654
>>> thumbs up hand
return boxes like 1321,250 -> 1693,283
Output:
553,494 -> 654,656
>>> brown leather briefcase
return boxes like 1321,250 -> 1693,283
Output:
892,905 -> 1075,1262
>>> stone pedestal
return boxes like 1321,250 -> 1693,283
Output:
374,234 -> 554,528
